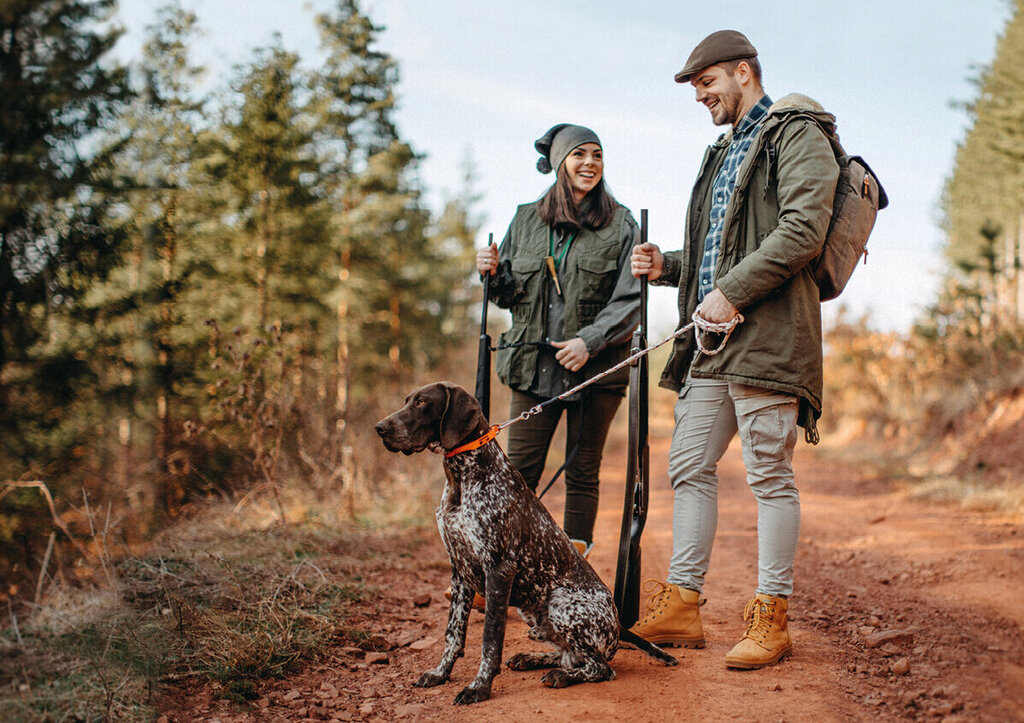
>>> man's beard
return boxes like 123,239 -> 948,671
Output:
710,85 -> 743,126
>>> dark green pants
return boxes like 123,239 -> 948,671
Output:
506,388 -> 622,543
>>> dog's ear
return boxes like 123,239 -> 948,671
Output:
439,383 -> 485,450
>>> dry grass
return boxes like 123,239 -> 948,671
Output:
816,428 -> 1024,522
0,474 -> 434,721
906,470 -> 1024,518
0,349 -> 457,721
821,313 -> 1024,518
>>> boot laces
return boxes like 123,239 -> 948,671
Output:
636,580 -> 707,624
637,580 -> 673,621
742,597 -> 775,643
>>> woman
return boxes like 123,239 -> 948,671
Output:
478,123 -> 640,556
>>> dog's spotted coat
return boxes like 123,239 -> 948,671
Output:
375,382 -> 676,705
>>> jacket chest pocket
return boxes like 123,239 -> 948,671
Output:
510,257 -> 544,322
575,253 -> 619,303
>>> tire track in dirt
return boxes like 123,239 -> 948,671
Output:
161,429 -> 1024,721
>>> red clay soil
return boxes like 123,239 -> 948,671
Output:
158,433 -> 1024,722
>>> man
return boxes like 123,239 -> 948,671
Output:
629,30 -> 839,669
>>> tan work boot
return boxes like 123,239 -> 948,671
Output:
444,586 -> 486,612
570,539 -> 594,559
725,593 -> 793,669
627,580 -> 706,648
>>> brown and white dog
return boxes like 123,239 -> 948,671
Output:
375,382 -> 676,705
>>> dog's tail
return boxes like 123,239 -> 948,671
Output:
619,626 -> 678,666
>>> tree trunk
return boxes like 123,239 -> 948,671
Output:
156,198 -> 177,516
257,188 -> 271,327
1018,214 -> 1024,323
389,292 -> 401,382
336,247 -> 350,422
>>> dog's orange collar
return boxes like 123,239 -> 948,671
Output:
445,425 -> 500,458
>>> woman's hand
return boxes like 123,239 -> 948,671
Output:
552,338 -> 590,372
630,242 -> 664,281
476,245 -> 499,275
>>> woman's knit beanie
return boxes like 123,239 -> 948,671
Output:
534,123 -> 601,174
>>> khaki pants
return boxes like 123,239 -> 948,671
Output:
666,375 -> 800,597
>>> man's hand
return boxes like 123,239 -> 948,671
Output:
630,242 -> 664,281
552,338 -> 590,372
476,245 -> 498,275
696,288 -> 739,324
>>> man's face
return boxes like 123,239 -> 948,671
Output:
690,65 -> 743,127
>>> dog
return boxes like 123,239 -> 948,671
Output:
375,382 -> 676,705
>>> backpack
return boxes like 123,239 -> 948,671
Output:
767,116 -> 888,302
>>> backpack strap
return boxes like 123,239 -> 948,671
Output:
763,140 -> 778,199
762,112 -> 836,199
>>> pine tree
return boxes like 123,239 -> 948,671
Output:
0,0 -> 128,469
0,0 -> 128,595
186,40 -> 342,492
312,0 -> 478,408
80,3 -> 211,515
311,0 -> 401,415
210,43 -> 330,334
418,156 -> 484,371
942,0 -> 1024,327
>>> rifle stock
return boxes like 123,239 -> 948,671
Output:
614,210 -> 649,628
474,233 -> 494,419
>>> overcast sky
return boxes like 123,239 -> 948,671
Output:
117,0 -> 1010,335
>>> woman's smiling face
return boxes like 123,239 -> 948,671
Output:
562,142 -> 603,203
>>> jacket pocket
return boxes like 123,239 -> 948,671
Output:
510,257 -> 544,321
576,253 -> 618,302
496,317 -> 534,387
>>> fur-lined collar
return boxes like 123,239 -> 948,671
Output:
767,92 -> 826,114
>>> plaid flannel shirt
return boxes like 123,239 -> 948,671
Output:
697,94 -> 773,302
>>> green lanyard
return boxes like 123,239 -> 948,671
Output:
548,227 -> 578,269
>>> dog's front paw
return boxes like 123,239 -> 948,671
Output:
505,653 -> 532,671
541,669 -> 573,688
453,684 -> 490,705
413,671 -> 448,688
506,652 -> 558,671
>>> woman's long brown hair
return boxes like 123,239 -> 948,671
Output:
536,164 -> 617,231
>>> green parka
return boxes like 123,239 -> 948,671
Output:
656,93 -> 840,434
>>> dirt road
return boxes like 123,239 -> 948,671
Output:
164,431 -> 1024,721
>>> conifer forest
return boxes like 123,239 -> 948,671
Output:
1,0 -> 479,592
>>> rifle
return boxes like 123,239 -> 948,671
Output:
474,233 -> 494,419
613,209 -> 650,629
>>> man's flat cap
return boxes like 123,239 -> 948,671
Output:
674,30 -> 757,83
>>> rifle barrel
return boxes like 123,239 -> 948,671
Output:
614,209 -> 651,628
480,233 -> 493,335
475,233 -> 494,419
640,208 -> 648,334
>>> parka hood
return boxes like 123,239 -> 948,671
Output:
766,93 -> 836,134
767,92 -> 826,114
